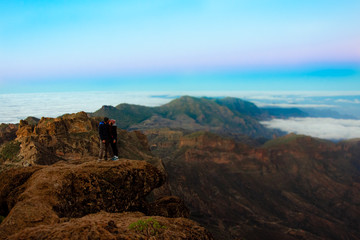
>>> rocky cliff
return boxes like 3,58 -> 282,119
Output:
10,111 -> 161,168
147,130 -> 360,240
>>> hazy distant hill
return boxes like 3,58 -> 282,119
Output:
262,107 -> 309,118
301,108 -> 357,119
213,97 -> 265,119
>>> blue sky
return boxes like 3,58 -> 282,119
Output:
0,0 -> 359,93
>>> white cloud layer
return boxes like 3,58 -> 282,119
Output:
335,99 -> 360,104
0,92 -> 172,123
261,117 -> 360,140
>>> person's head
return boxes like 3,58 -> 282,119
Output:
104,117 -> 109,123
110,119 -> 116,126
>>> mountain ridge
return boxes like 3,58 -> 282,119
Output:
92,96 -> 288,140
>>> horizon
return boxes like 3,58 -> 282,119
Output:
1,91 -> 360,141
1,66 -> 360,93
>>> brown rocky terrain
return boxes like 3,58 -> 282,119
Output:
8,211 -> 212,240
2,109 -> 360,239
0,123 -> 21,173
146,130 -> 360,240
1,111 -> 163,171
0,160 -> 212,239
16,112 -> 152,164
0,112 -> 213,239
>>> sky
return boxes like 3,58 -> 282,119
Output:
1,1 -> 360,140
0,0 -> 360,93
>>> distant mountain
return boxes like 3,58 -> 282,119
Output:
214,97 -> 264,119
301,108 -> 357,119
91,104 -> 154,129
261,107 -> 309,118
92,96 -> 285,139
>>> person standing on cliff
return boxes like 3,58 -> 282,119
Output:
109,119 -> 119,161
98,117 -> 110,161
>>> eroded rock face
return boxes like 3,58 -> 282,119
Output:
16,112 -> 100,165
148,131 -> 360,240
0,160 -> 208,239
14,112 -> 163,167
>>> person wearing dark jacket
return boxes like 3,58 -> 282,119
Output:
98,117 -> 110,161
109,119 -> 119,160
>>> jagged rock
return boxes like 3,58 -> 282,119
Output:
16,112 -> 100,165
0,160 -> 210,239
14,112 -> 163,167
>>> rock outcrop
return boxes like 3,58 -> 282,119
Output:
16,112 -> 102,165
14,112 -> 163,168
0,160 -> 212,239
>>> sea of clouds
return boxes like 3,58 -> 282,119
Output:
1,91 -> 360,140
261,118 -> 360,140
0,92 -> 171,123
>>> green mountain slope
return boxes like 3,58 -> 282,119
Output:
92,96 -> 284,139
214,97 -> 264,119
91,104 -> 155,129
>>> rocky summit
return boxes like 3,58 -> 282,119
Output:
8,111 -> 162,169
